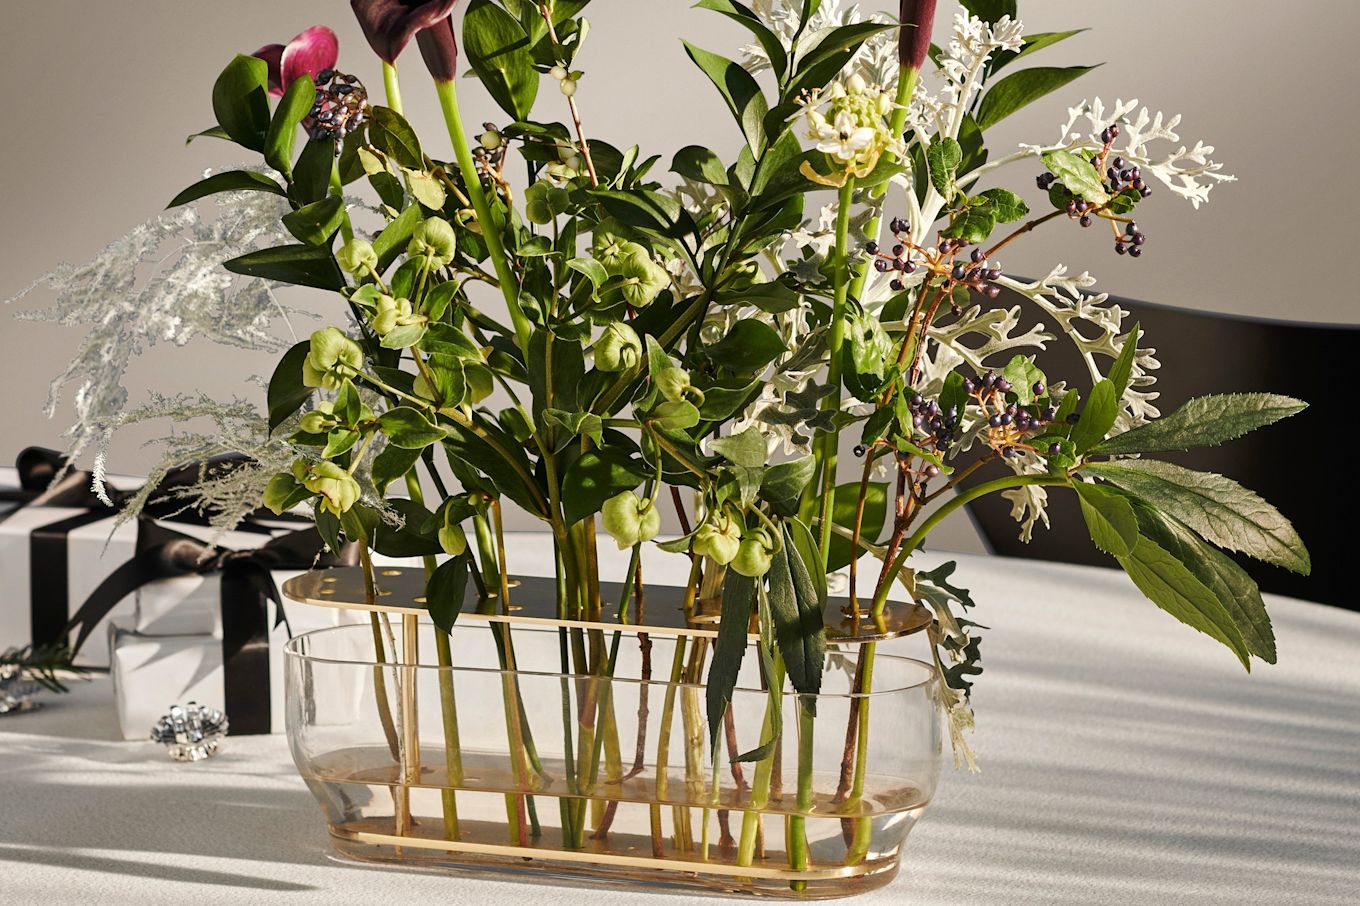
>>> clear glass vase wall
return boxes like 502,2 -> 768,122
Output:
285,622 -> 941,898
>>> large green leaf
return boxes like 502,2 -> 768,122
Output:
672,145 -> 730,187
1116,530 -> 1251,669
759,456 -> 815,516
366,498 -> 443,558
683,40 -> 769,154
560,448 -> 646,525
988,29 -> 1088,75
1073,480 -> 1137,558
1042,149 -> 1110,205
463,0 -> 539,121
372,204 -> 423,273
695,0 -> 787,78
426,554 -> 471,633
369,106 -> 425,170
1108,321 -> 1140,398
265,74 -> 316,176
281,195 -> 345,246
1069,378 -> 1118,453
1084,459 -> 1309,575
785,22 -> 893,99
828,481 -> 887,572
377,407 -> 447,449
442,420 -> 547,517
1127,498 -> 1276,663
961,0 -> 1016,24
975,65 -> 1098,131
705,568 -> 756,746
211,54 -> 270,151
291,138 -> 338,206
167,170 -> 286,208
371,443 -> 423,494
223,243 -> 345,291
267,341 -> 312,431
767,523 -> 826,704
703,319 -> 785,373
927,136 -> 962,196
1093,393 -> 1307,456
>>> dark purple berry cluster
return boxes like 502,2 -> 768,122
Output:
304,70 -> 367,145
1036,123 -> 1155,259
865,227 -> 1003,304
473,122 -> 507,178
908,392 -> 959,459
1114,221 -> 1147,257
966,370 -> 1060,459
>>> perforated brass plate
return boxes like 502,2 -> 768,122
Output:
283,567 -> 931,644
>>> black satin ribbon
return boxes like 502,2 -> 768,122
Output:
65,518 -> 357,735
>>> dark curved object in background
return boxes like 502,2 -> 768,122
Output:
963,288 -> 1355,609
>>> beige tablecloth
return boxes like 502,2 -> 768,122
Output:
1,538 -> 1356,906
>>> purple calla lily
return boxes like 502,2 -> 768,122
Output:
253,25 -> 339,96
350,0 -> 459,69
899,0 -> 938,73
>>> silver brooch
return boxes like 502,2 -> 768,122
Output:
150,702 -> 229,761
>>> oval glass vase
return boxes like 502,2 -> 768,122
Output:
285,616 -> 941,899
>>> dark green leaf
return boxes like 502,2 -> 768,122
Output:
706,568 -> 756,746
976,187 -> 1029,223
927,136 -> 963,196
167,170 -> 286,208
975,65 -> 1098,131
211,54 -> 270,151
941,206 -> 996,244
369,106 -> 424,170
1108,321 -> 1140,398
426,555 -> 471,633
1069,378 -> 1118,453
371,443 -> 423,494
696,0 -> 787,78
828,481 -> 887,572
267,341 -> 312,432
1073,480 -> 1137,557
372,204 -> 422,273
561,448 -> 646,525
281,195 -> 345,246
988,29 -> 1087,75
759,456 -> 816,515
224,243 -> 344,291
704,319 -> 785,373
786,22 -> 893,99
1094,393 -> 1307,457
291,138 -> 337,206
961,0 -> 1016,24
671,145 -> 729,186
368,498 -> 443,558
442,420 -> 547,517
939,371 -> 969,423
767,523 -> 826,703
378,407 -> 447,449
1083,459 -> 1310,575
265,74 -> 316,176
683,40 -> 769,154
463,0 -> 539,121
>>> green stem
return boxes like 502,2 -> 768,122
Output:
844,641 -> 877,864
788,698 -> 816,886
869,474 -> 1069,615
433,78 -> 533,355
736,650 -> 786,867
382,61 -> 404,115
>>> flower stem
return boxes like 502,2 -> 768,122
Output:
382,61 -> 404,115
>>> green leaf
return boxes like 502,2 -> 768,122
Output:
1094,393 -> 1307,457
224,243 -> 344,291
211,54 -> 270,151
759,456 -> 815,516
683,40 -> 769,154
1083,459 -> 1310,575
927,137 -> 963,196
1108,321 -> 1140,398
712,426 -> 767,469
281,195 -> 345,246
671,145 -> 729,186
938,371 -> 969,423
976,187 -> 1029,223
377,407 -> 447,449
167,170 -> 286,208
695,0 -> 787,79
369,106 -> 424,170
786,22 -> 893,99
1116,532 -> 1251,669
565,256 -> 607,287
426,555 -> 471,634
1073,480 -> 1137,557
372,204 -> 423,273
941,206 -> 996,244
561,448 -> 646,525
291,138 -> 337,206
703,319 -> 785,373
961,0 -> 1016,24
828,481 -> 887,573
442,420 -> 547,517
1042,149 -> 1110,205
767,523 -> 826,703
706,568 -> 756,746
989,29 -> 1088,74
267,341 -> 312,431
185,125 -> 232,145
322,427 -> 360,458
367,498 -> 443,558
1002,355 -> 1045,405
1069,379 -> 1118,454
265,74 -> 316,176
1127,499 -> 1276,664
975,65 -> 1099,131
371,444 -> 423,494
463,0 -> 539,121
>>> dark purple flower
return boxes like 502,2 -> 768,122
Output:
253,25 -> 339,97
350,0 -> 459,68
415,15 -> 458,82
899,0 -> 938,73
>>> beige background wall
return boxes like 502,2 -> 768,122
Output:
2,1 -> 1356,546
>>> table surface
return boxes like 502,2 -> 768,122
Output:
2,541 -> 1357,906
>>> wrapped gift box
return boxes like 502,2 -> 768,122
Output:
110,585 -> 365,739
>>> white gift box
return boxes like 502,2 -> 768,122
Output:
110,584 -> 364,739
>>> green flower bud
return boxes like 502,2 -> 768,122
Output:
298,401 -> 337,435
438,523 -> 468,557
371,294 -> 414,336
408,217 -> 457,266
615,244 -> 669,308
654,366 -> 692,403
594,321 -> 642,372
693,514 -> 742,565
601,491 -> 660,550
262,472 -> 304,515
302,327 -> 363,390
731,529 -> 775,578
298,460 -> 362,516
336,238 -> 378,275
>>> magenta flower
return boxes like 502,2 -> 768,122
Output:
899,0 -> 938,73
350,1 -> 459,68
253,25 -> 340,97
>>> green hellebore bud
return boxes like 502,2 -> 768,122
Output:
731,530 -> 775,577
693,516 -> 742,566
438,523 -> 468,557
601,491 -> 660,550
299,460 -> 362,516
299,401 -> 337,435
654,366 -> 692,403
408,217 -> 457,265
302,327 -> 363,390
336,238 -> 378,275
372,294 -> 413,336
615,244 -> 669,309
594,321 -> 642,372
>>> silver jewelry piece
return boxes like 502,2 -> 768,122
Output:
150,702 -> 228,761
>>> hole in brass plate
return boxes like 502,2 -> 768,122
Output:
413,596 -> 427,604
320,588 -> 336,595
506,604 -> 523,612
378,590 -> 392,597
321,576 -> 337,584
507,579 -> 521,588
381,569 -> 402,576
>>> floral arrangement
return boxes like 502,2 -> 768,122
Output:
27,0 -> 1307,878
